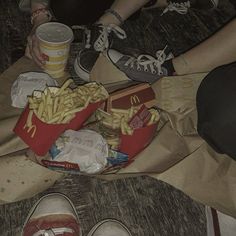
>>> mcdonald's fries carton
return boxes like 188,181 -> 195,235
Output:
96,105 -> 160,165
119,122 -> 158,159
14,106 -> 67,156
13,80 -> 108,156
105,83 -> 157,113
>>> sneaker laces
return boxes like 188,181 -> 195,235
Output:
85,24 -> 127,51
124,46 -> 173,75
162,1 -> 190,15
32,227 -> 74,236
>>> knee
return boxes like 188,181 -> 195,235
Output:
197,62 -> 236,159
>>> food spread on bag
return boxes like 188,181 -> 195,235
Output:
13,79 -> 109,156
14,78 -> 160,174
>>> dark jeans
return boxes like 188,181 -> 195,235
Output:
197,62 -> 236,160
50,0 -> 114,26
50,0 -> 142,26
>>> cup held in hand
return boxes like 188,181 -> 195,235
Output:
36,22 -> 74,79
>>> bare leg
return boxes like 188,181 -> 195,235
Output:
97,0 -> 151,26
173,19 -> 236,75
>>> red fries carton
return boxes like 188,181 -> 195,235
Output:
119,122 -> 158,159
13,81 -> 108,156
14,106 -> 66,156
14,101 -> 104,156
96,105 -> 160,161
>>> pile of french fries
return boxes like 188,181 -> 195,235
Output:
96,106 -> 160,149
26,79 -> 108,127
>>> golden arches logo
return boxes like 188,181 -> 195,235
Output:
130,95 -> 140,105
23,123 -> 37,138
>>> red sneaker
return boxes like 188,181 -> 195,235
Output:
22,193 -> 81,236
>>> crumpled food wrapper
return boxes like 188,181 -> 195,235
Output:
49,129 -> 108,174
11,71 -> 58,108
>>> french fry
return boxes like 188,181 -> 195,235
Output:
37,101 -> 44,119
26,81 -> 108,126
64,106 -> 84,116
47,104 -> 53,121
97,106 -> 160,136
147,109 -> 160,125
111,108 -> 130,114
55,79 -> 73,96
61,114 -> 75,123
128,106 -> 134,118
53,96 -> 59,113
26,110 -> 33,127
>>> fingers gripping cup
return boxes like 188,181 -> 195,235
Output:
36,22 -> 74,78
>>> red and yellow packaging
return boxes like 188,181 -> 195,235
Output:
13,80 -> 108,156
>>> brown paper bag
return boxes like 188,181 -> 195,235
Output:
0,149 -> 62,204
90,54 -> 236,218
0,55 -> 235,218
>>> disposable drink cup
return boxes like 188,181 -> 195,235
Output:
36,22 -> 74,78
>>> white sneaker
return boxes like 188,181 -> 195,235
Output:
22,193 -> 81,236
87,219 -> 132,236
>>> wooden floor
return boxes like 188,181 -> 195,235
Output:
0,0 -> 235,235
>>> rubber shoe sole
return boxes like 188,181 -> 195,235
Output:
74,56 -> 90,82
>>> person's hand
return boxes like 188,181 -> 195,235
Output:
25,25 -> 47,68
25,10 -> 50,68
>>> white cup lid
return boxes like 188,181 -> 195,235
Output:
36,22 -> 74,44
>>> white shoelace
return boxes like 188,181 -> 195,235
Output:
32,227 -> 74,236
162,1 -> 190,15
124,46 -> 173,75
85,24 -> 127,51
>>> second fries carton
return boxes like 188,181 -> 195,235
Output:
14,80 -> 108,156
96,105 -> 160,164
119,122 -> 158,159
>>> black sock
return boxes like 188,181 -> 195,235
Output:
163,59 -> 176,75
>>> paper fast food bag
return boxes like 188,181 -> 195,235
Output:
91,53 -> 236,218
0,56 -> 235,217
0,149 -> 62,204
